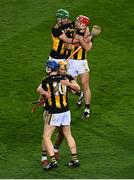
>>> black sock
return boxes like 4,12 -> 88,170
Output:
85,104 -> 90,109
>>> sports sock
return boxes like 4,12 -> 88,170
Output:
54,143 -> 60,153
72,153 -> 78,161
85,104 -> 90,109
50,155 -> 56,163
42,150 -> 47,161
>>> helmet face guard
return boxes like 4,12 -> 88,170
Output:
75,15 -> 90,29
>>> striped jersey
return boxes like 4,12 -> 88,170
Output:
50,21 -> 75,59
42,74 -> 74,114
67,29 -> 88,60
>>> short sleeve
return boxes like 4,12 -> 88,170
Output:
42,79 -> 47,90
51,27 -> 63,37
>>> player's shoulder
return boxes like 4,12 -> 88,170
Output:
68,21 -> 75,28
70,21 -> 75,26
42,75 -> 50,82
50,74 -> 63,81
53,23 -> 60,29
64,21 -> 75,28
67,20 -> 75,24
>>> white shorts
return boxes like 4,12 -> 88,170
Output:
67,59 -> 90,77
44,110 -> 71,127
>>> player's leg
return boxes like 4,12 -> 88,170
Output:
61,111 -> 79,167
67,60 -> 83,103
54,127 -> 64,160
77,89 -> 84,106
41,140 -> 49,168
43,124 -> 58,169
42,112 -> 60,169
43,124 -> 56,157
62,125 -> 80,167
79,72 -> 91,118
41,111 -> 49,168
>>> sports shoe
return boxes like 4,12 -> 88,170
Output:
55,151 -> 60,161
83,108 -> 90,118
42,160 -> 49,169
45,161 -> 58,170
77,91 -> 84,107
68,160 -> 80,167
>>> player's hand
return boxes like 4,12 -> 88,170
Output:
45,91 -> 51,99
74,34 -> 83,40
83,36 -> 91,43
60,79 -> 70,86
84,27 -> 90,37
90,25 -> 101,39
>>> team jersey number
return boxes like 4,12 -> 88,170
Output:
53,82 -> 67,108
53,82 -> 67,95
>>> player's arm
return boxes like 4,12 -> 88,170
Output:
84,25 -> 102,42
60,79 -> 80,92
37,84 -> 51,99
75,34 -> 92,51
52,26 -> 72,44
69,80 -> 80,92
59,32 -> 73,44
73,27 -> 92,49
84,27 -> 90,38
83,27 -> 92,43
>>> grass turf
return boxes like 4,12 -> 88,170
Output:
0,0 -> 134,178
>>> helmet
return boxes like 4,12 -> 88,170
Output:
56,9 -> 69,19
46,60 -> 59,73
58,60 -> 67,70
75,15 -> 90,29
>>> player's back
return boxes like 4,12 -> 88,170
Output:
42,74 -> 70,114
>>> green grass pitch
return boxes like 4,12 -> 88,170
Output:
0,0 -> 134,178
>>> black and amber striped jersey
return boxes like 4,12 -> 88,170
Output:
69,30 -> 87,60
42,74 -> 74,114
50,21 -> 75,59
64,29 -> 91,60
69,45 -> 88,60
